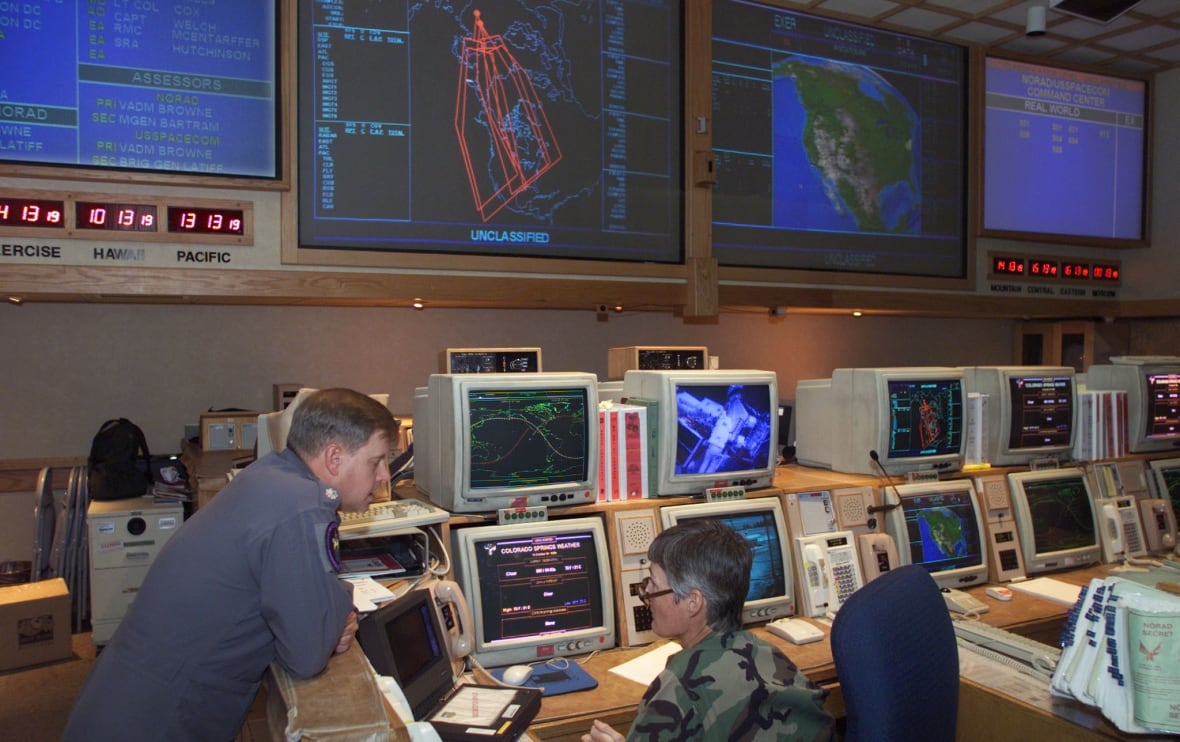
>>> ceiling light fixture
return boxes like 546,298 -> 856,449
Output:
1026,5 -> 1047,36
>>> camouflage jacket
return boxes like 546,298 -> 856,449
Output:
627,630 -> 834,741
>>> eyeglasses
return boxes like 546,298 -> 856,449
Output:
638,576 -> 675,605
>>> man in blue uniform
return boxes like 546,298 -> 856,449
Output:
64,388 -> 397,741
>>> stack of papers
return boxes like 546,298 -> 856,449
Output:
1050,575 -> 1180,734
1007,577 -> 1083,605
343,577 -> 398,613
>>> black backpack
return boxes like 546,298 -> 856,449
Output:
87,418 -> 153,501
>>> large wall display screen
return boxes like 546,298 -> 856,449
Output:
711,1 -> 967,278
982,56 -> 1147,246
0,1 -> 278,179
297,1 -> 682,263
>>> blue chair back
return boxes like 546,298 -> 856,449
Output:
830,565 -> 958,742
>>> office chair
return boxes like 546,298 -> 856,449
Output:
830,565 -> 959,742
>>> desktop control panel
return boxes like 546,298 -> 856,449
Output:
974,475 -> 1026,583
609,509 -> 660,646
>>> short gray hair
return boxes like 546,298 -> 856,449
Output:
648,519 -> 751,633
286,389 -> 397,460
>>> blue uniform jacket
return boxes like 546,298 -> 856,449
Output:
63,449 -> 353,741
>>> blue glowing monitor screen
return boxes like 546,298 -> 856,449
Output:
1021,476 -> 1097,553
1145,372 -> 1180,439
678,510 -> 787,603
471,530 -> 605,644
1007,375 -> 1073,449
887,379 -> 964,459
898,489 -> 983,574
673,383 -> 774,476
466,387 -> 590,490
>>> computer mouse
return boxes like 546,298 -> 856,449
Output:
501,664 -> 532,685
986,586 -> 1014,601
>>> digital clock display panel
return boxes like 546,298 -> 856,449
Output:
993,256 -> 1026,276
1029,260 -> 1058,278
167,206 -> 246,235
1093,264 -> 1120,282
0,198 -> 66,228
75,202 -> 159,232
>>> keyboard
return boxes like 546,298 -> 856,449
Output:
953,619 -> 1060,674
339,498 -> 450,536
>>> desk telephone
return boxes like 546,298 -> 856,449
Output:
856,532 -> 898,581
796,531 -> 865,618
1096,496 -> 1148,562
1138,498 -> 1178,552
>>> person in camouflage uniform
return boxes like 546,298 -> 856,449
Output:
583,519 -> 834,742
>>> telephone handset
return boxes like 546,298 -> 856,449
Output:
1101,502 -> 1126,558
856,532 -> 898,582
804,543 -> 829,609
1138,498 -> 1178,553
432,580 -> 473,659
796,531 -> 864,618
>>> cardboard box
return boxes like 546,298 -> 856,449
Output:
0,578 -> 72,671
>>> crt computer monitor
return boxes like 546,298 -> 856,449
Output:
1148,457 -> 1180,522
451,516 -> 616,668
881,479 -> 989,589
621,369 -> 778,497
413,372 -> 599,513
658,496 -> 794,623
795,367 -> 967,476
964,366 -> 1076,466
1085,357 -> 1180,454
355,587 -> 454,721
1007,467 -> 1101,575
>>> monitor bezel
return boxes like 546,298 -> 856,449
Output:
418,372 -> 600,513
1006,467 -> 1102,575
451,516 -> 616,668
965,366 -> 1076,466
855,368 -> 967,476
355,587 -> 454,720
881,478 -> 989,589
658,495 -> 795,624
621,369 -> 779,497
1147,456 -> 1180,521
1085,362 -> 1180,454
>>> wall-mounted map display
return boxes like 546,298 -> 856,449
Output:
297,0 -> 682,263
711,0 -> 967,279
0,0 -> 278,179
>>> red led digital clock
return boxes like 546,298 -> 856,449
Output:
993,256 -> 1025,276
1029,259 -> 1058,277
0,197 -> 66,228
1092,264 -> 1120,282
167,206 -> 246,235
75,201 -> 158,232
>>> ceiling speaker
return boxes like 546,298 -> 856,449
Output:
1049,0 -> 1144,24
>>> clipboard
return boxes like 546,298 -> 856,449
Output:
427,683 -> 542,741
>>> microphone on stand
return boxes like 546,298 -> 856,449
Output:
867,450 -> 902,515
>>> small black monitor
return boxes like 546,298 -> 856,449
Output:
356,588 -> 453,720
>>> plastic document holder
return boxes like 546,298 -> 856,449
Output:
426,683 -> 542,742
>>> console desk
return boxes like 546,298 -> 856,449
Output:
269,563 -> 1149,741
269,459 -> 1168,741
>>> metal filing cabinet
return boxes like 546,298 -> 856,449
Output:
87,498 -> 184,645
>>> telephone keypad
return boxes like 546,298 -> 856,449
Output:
830,548 -> 860,604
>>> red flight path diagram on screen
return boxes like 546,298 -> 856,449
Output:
455,10 -> 563,222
